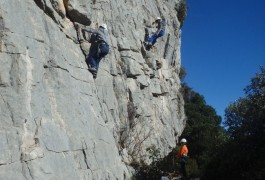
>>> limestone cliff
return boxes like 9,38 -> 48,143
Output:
0,0 -> 185,179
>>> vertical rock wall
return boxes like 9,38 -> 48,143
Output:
0,0 -> 185,179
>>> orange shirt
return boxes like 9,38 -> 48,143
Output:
177,145 -> 188,157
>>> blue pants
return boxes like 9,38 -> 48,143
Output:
147,30 -> 165,45
86,43 -> 109,72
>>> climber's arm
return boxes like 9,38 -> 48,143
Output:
82,27 -> 97,33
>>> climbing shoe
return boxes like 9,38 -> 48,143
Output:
144,28 -> 149,42
144,42 -> 152,51
87,67 -> 97,79
88,67 -> 97,72
145,28 -> 149,35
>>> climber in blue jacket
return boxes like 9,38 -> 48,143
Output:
144,17 -> 166,50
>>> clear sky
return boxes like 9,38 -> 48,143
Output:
181,0 -> 265,121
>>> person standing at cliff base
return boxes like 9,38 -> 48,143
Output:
177,138 -> 189,180
75,23 -> 110,79
144,17 -> 166,50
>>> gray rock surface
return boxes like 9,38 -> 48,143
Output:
0,0 -> 186,179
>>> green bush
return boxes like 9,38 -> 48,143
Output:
179,66 -> 187,82
132,146 -> 181,179
175,0 -> 187,28
186,158 -> 200,178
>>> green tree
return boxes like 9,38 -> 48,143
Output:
225,66 -> 265,179
204,66 -> 265,180
181,83 -> 226,177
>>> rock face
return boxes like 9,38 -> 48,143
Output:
0,0 -> 185,179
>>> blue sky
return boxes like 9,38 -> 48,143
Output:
181,0 -> 265,121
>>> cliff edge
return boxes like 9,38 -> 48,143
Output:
0,0 -> 186,179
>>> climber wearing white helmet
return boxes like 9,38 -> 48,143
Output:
144,16 -> 166,50
75,22 -> 110,79
99,23 -> 107,30
177,138 -> 189,180
180,138 -> 187,143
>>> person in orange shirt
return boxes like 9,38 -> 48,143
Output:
177,138 -> 188,180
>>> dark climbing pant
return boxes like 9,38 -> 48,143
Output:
86,42 -> 109,74
147,30 -> 165,45
181,157 -> 187,180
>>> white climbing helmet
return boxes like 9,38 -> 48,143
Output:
156,17 -> 162,21
180,138 -> 187,143
100,23 -> 107,30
